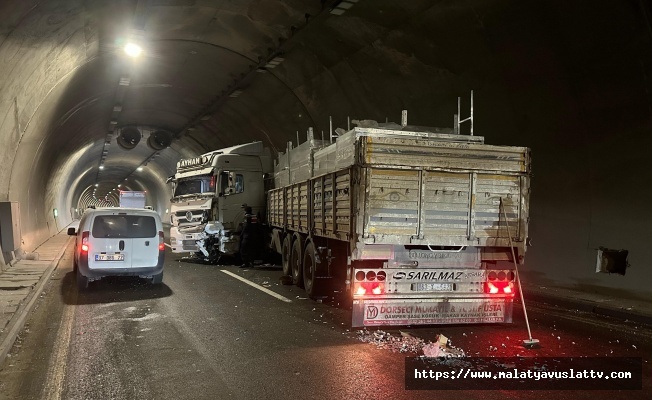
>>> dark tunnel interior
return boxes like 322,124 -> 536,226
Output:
0,0 -> 651,298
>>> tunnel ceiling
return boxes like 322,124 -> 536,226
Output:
2,0 -> 650,198
1,0 -> 652,289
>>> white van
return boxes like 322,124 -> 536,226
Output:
67,207 -> 165,290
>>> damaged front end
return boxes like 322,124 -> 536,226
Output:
178,222 -> 240,264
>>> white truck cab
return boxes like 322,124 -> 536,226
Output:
168,142 -> 271,260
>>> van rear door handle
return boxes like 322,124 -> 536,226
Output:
119,240 -> 125,251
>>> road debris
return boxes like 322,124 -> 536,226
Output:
357,330 -> 465,357
357,329 -> 425,353
423,334 -> 465,358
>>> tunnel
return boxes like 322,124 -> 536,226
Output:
0,0 -> 650,301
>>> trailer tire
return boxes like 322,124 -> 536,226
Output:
282,235 -> 292,276
291,238 -> 304,288
303,242 -> 321,298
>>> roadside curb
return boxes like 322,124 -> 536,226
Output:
523,290 -> 652,327
0,237 -> 72,365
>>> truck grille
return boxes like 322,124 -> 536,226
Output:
175,210 -> 204,224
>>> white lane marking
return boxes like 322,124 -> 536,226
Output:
221,270 -> 292,303
164,243 -> 172,248
42,298 -> 76,400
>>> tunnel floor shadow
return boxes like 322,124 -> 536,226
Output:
60,271 -> 173,305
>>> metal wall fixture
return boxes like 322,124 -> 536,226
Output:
117,126 -> 142,150
147,130 -> 173,150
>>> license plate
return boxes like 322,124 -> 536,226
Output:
95,254 -> 125,261
412,282 -> 453,292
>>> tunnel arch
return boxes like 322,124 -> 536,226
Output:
0,0 -> 649,299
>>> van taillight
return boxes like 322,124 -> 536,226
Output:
81,231 -> 90,253
158,231 -> 165,251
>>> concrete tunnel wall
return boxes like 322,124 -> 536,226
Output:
0,0 -> 650,299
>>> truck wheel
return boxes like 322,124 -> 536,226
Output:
151,271 -> 164,285
282,235 -> 292,276
76,268 -> 88,291
303,242 -> 321,298
291,239 -> 304,288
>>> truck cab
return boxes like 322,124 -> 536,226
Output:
168,142 -> 271,258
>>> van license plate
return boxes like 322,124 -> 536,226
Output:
95,254 -> 125,261
412,283 -> 453,292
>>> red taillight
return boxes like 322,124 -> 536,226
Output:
158,231 -> 165,251
484,281 -> 514,295
81,231 -> 90,253
486,282 -> 499,294
353,282 -> 384,296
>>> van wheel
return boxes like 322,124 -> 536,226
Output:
281,235 -> 292,276
76,268 -> 88,291
291,239 -> 303,288
151,272 -> 164,285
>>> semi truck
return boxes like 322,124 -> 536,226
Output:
169,111 -> 531,327
168,142 -> 272,261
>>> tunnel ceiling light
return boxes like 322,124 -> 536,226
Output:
137,167 -> 143,171
229,90 -> 243,98
200,115 -> 212,121
95,184 -> 99,187
99,166 -> 104,170
124,43 -> 143,57
264,57 -> 284,69
330,0 -> 358,15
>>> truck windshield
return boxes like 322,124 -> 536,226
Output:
174,174 -> 215,197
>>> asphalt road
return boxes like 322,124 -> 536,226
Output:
0,244 -> 650,400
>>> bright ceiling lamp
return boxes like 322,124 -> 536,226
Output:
124,42 -> 143,57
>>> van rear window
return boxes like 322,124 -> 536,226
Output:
92,215 -> 157,238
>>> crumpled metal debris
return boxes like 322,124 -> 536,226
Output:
423,334 -> 465,358
357,330 -> 465,357
356,329 -> 425,353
